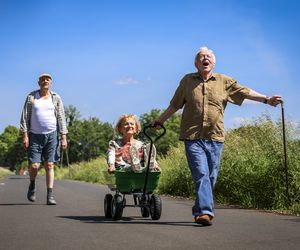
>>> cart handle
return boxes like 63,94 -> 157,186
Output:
142,124 -> 166,198
143,124 -> 166,143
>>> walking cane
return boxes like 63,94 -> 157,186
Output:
60,148 -> 70,177
280,100 -> 290,206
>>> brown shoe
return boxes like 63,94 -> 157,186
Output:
194,214 -> 212,226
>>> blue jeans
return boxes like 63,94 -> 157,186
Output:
184,139 -> 224,217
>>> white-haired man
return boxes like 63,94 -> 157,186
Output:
154,47 -> 281,226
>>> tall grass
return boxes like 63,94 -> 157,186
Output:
55,157 -> 113,185
158,114 -> 300,213
157,143 -> 194,197
0,167 -> 13,179
215,115 -> 300,213
56,114 -> 300,214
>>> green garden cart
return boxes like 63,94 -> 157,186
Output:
104,124 -> 166,220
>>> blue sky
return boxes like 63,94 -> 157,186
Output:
0,0 -> 299,133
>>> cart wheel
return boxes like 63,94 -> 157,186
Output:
138,195 -> 150,217
112,194 -> 124,220
104,194 -> 113,218
141,206 -> 150,217
150,194 -> 162,220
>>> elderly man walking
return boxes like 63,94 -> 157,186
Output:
154,47 -> 282,225
20,73 -> 68,205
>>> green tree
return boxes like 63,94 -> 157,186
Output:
0,126 -> 26,169
65,105 -> 81,127
67,117 -> 114,163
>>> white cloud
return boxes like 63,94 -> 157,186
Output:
113,77 -> 140,85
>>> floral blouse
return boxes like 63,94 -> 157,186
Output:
107,139 -> 146,171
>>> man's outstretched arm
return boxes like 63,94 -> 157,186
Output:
245,89 -> 282,107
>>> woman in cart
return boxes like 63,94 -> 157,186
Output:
107,114 -> 160,173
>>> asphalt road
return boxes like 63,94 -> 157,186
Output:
0,175 -> 299,250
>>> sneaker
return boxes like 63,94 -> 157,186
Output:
129,145 -> 142,172
47,194 -> 57,205
144,143 -> 157,170
27,185 -> 36,202
194,214 -> 213,226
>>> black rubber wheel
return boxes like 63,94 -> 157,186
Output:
150,194 -> 162,220
104,194 -> 113,218
112,194 -> 124,220
138,195 -> 150,218
141,206 -> 150,217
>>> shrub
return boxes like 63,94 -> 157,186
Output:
157,142 -> 194,197
215,114 -> 300,211
55,157 -> 112,185
0,167 -> 13,178
56,114 -> 300,214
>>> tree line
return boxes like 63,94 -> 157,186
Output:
0,105 -> 181,171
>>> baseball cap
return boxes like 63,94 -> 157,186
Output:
39,73 -> 52,80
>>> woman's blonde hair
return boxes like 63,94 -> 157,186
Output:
115,114 -> 142,135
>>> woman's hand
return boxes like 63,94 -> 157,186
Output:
108,164 -> 116,174
153,163 -> 161,172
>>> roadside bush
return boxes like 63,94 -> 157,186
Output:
56,114 -> 300,214
0,167 -> 13,179
215,114 -> 300,211
55,157 -> 112,184
158,114 -> 300,213
157,142 -> 194,197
